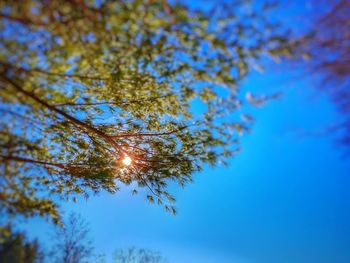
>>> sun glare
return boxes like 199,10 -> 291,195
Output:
122,156 -> 132,166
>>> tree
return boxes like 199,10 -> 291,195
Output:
0,227 -> 44,263
296,0 -> 350,145
113,247 -> 167,263
50,213 -> 93,263
0,0 -> 293,224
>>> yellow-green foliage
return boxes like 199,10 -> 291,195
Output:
0,0 -> 291,224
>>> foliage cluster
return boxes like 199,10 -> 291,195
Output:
0,0 -> 293,224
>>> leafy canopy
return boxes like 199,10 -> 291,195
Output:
0,0 -> 291,224
0,227 -> 43,263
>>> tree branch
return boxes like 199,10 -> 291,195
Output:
52,94 -> 173,107
0,154 -> 66,169
0,13 -> 47,26
1,75 -> 122,153
0,61 -> 109,81
111,126 -> 187,138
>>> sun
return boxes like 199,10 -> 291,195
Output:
122,156 -> 132,166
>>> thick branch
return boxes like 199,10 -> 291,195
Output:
0,13 -> 47,26
0,154 -> 104,170
0,154 -> 65,169
1,75 -> 121,153
0,61 -> 109,81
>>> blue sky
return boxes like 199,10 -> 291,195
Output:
27,66 -> 350,263
24,1 -> 350,263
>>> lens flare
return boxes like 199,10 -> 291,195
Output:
122,156 -> 132,166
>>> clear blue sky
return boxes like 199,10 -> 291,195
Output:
25,1 -> 350,263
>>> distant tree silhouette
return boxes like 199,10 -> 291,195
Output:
299,0 -> 350,145
0,227 -> 44,263
51,213 -> 93,263
0,217 -> 170,263
113,247 -> 167,263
